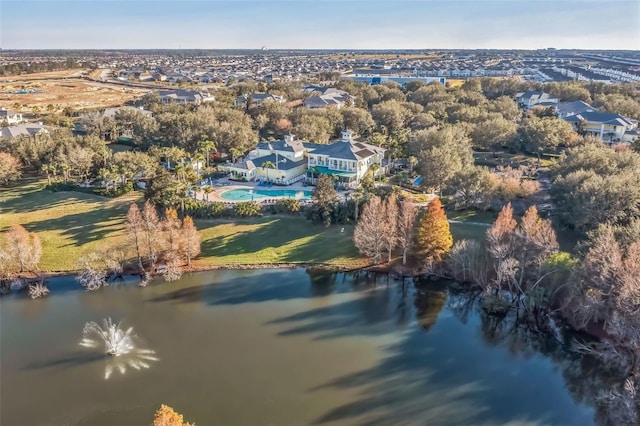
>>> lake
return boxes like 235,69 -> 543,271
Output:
0,269 -> 597,425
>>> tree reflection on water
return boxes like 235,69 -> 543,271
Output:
444,288 -> 623,426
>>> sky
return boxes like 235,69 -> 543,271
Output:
1,0 -> 639,50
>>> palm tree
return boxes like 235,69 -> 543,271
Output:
370,163 -> 380,187
192,152 -> 205,176
203,185 -> 214,202
261,161 -> 276,183
198,135 -> 216,168
41,164 -> 54,185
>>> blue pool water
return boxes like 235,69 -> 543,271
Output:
220,188 -> 313,201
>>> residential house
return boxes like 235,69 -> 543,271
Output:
516,91 -> 560,109
0,108 -> 24,125
306,130 -> 386,188
303,87 -> 354,109
1,123 -> 49,139
157,89 -> 215,104
555,100 -> 595,119
563,111 -> 638,143
234,93 -> 286,108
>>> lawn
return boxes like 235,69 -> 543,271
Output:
0,180 -> 366,272
195,217 -> 365,268
0,179 -> 140,271
1,180 -> 494,273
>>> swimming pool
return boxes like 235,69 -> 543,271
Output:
220,188 -> 313,201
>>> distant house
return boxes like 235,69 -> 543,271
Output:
516,91 -> 559,109
303,86 -> 354,109
157,89 -> 214,104
234,93 -> 286,108
555,100 -> 595,119
1,123 -> 49,139
137,71 -> 154,82
563,111 -> 638,143
0,108 -> 23,125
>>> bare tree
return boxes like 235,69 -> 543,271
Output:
141,201 -> 161,270
180,216 -> 201,268
126,204 -> 145,272
486,203 -> 517,292
383,194 -> 399,263
4,225 -> 42,273
396,201 -> 418,265
449,239 -> 489,285
161,208 -> 183,281
353,196 -> 387,265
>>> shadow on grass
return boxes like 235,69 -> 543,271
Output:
0,183 -> 78,214
199,217 -> 359,263
19,210 -> 126,247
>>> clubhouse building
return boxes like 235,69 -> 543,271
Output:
220,130 -> 386,188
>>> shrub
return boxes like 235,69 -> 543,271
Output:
184,200 -> 229,218
274,198 -> 301,214
233,201 -> 262,217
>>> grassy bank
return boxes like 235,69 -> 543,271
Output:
1,180 -> 501,273
0,180 -> 366,271
196,217 -> 364,267
0,180 -> 140,271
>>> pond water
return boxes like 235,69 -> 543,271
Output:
1,269 -> 598,425
220,188 -> 313,201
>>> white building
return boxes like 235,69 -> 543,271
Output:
0,108 -> 23,125
220,130 -> 386,188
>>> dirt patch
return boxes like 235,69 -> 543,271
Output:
1,69 -> 147,114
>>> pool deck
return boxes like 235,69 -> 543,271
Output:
194,178 -> 349,204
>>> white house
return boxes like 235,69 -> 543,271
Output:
220,130 -> 385,188
0,108 -> 23,125
563,111 -> 638,143
516,91 -> 559,109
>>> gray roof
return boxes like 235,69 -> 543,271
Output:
1,123 -> 48,139
564,111 -> 633,126
518,91 -> 558,101
0,109 -> 21,117
311,138 -> 385,161
254,153 -> 307,171
102,106 -> 153,118
556,101 -> 595,117
158,89 -> 205,101
256,138 -> 306,153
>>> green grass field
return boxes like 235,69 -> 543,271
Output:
1,180 -> 495,272
0,180 -> 366,271
195,217 -> 364,267
0,180 -> 140,271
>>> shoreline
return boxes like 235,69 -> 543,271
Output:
8,259 -> 425,283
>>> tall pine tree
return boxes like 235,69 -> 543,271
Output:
417,197 -> 453,261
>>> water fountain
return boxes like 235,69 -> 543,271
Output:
80,318 -> 158,379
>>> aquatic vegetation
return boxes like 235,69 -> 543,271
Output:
80,318 -> 158,379
28,282 -> 49,299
